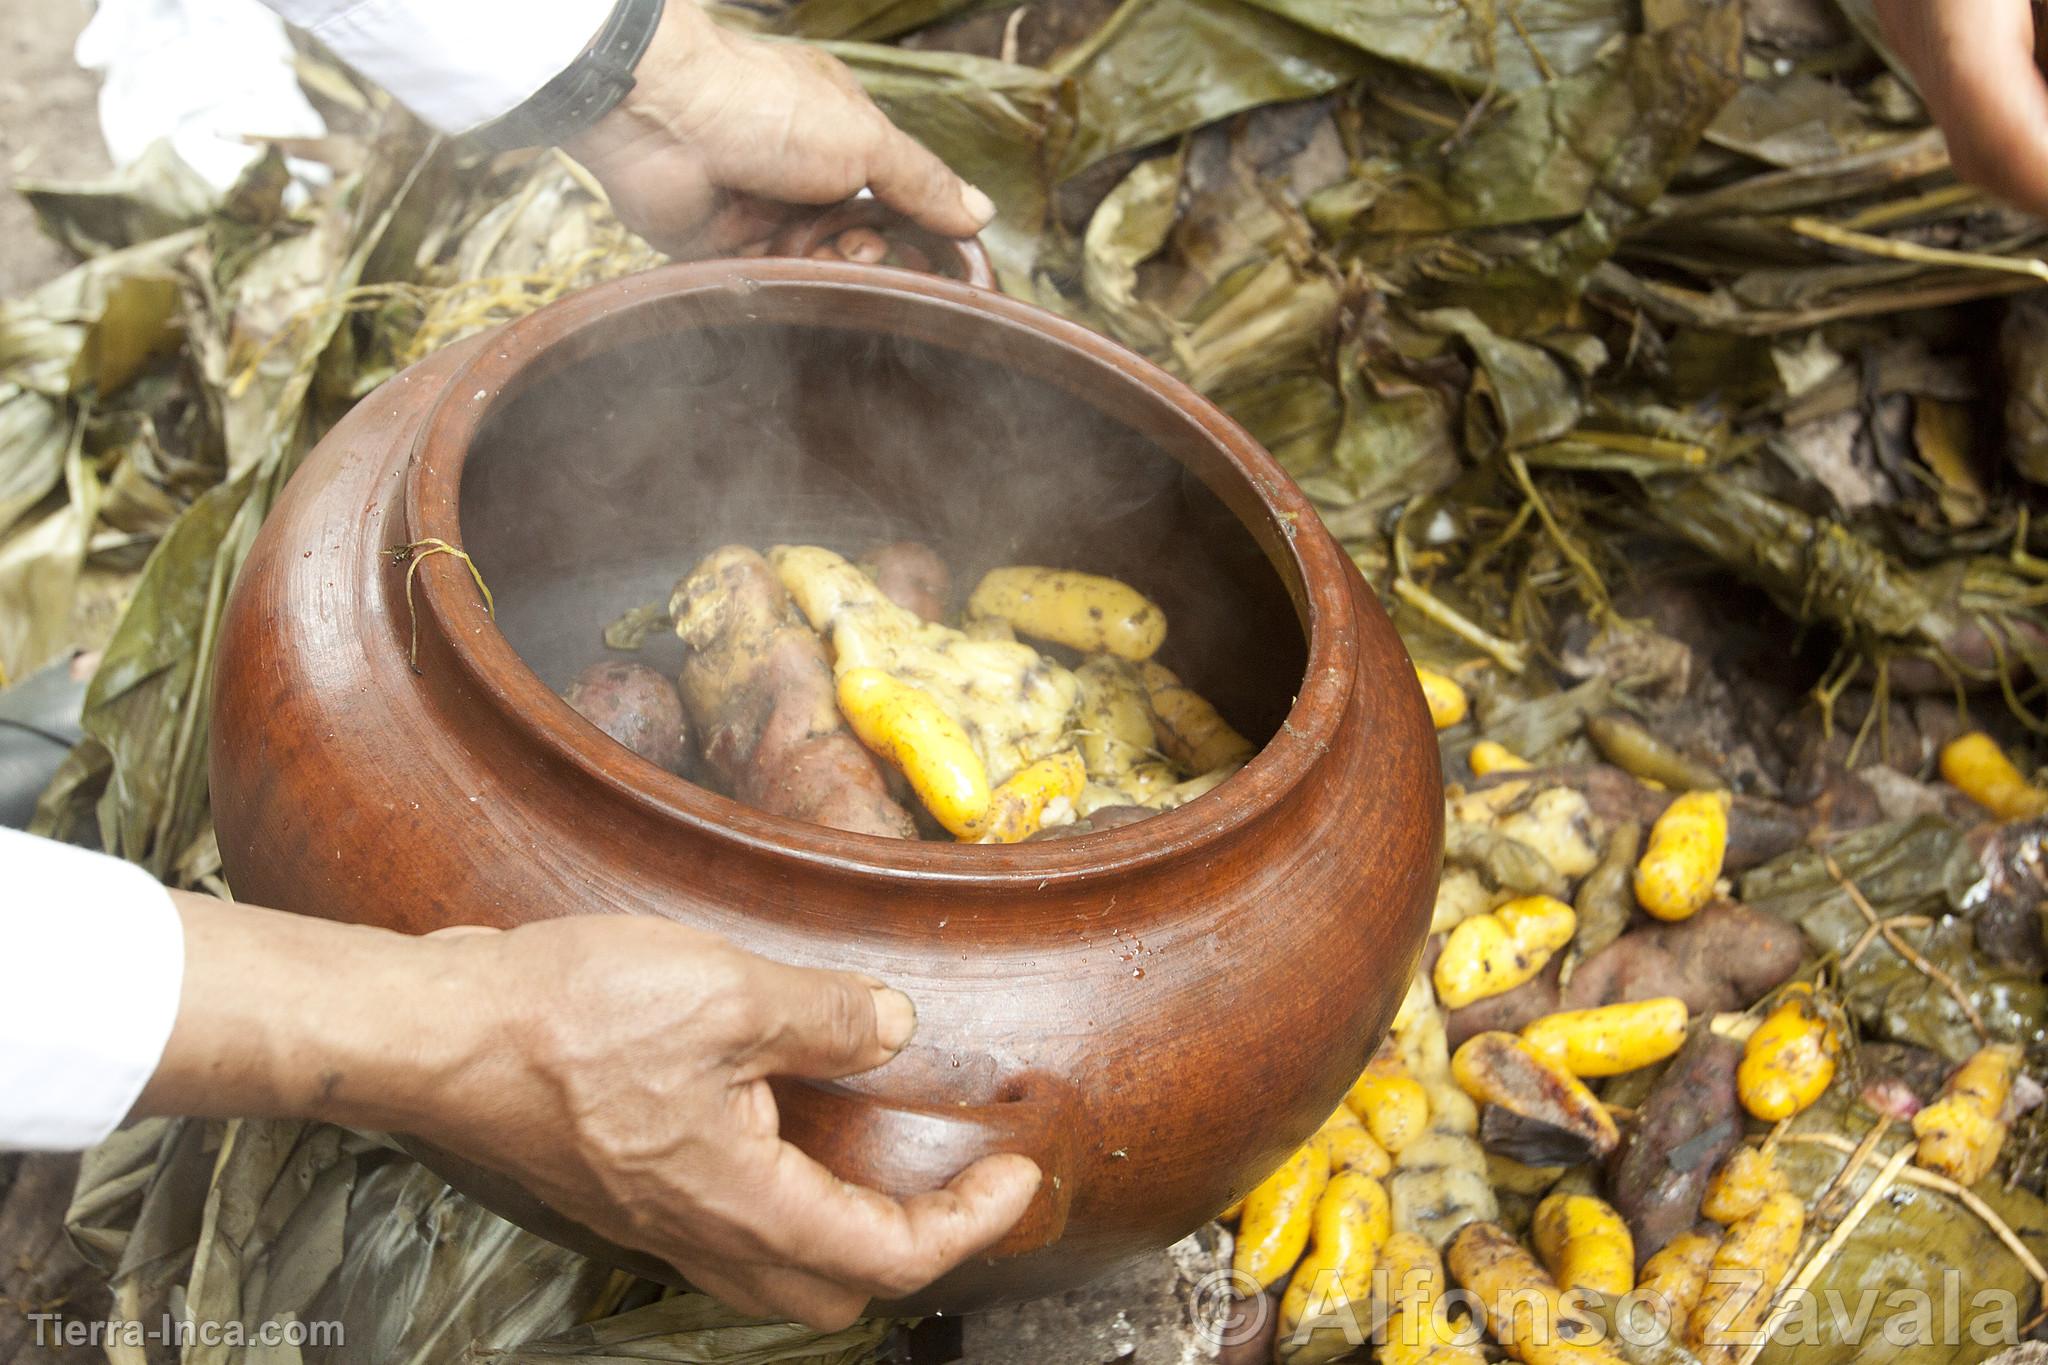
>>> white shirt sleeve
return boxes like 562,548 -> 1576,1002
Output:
258,0 -> 617,134
1,829 -> 186,1152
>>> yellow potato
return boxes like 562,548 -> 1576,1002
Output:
837,668 -> 991,837
1073,654 -> 1158,779
1520,998 -> 1688,1077
1234,1139 -> 1331,1290
1470,740 -> 1531,775
1736,983 -> 1839,1122
1277,1171 -> 1392,1350
1137,659 -> 1255,773
1634,789 -> 1729,922
1637,1229 -> 1720,1327
1415,665 -> 1469,730
1434,895 -> 1576,1009
1379,1229 -> 1487,1364
1531,1192 -> 1635,1299
1913,1043 -> 2022,1186
1686,1191 -> 1803,1365
1450,1031 -> 1619,1160
974,749 -> 1086,843
1314,1105 -> 1394,1178
1939,732 -> 2048,820
967,565 -> 1166,660
1347,1055 -> 1432,1155
1700,1145 -> 1785,1224
1447,1220 -> 1627,1365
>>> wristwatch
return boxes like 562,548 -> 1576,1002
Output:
467,0 -> 667,153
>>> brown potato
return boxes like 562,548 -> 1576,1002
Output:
1447,958 -> 1562,1051
1605,1028 -> 1743,1266
860,540 -> 952,623
672,546 -> 916,839
562,660 -> 691,774
1564,902 -> 1803,1016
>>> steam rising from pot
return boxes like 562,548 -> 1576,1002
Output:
457,304 -> 1307,750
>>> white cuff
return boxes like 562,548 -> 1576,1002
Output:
0,829 -> 186,1152
263,0 -> 618,133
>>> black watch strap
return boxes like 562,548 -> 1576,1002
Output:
467,0 -> 667,153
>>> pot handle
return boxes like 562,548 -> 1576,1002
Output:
770,1071 -> 1076,1256
395,1070 -> 1074,1285
766,197 -> 998,291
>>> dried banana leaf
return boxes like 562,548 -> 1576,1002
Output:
1078,149 -> 1184,352
477,1296 -> 889,1364
1287,331 -> 1464,530
41,125 -> 446,876
0,424 -> 100,683
18,139 -> 216,259
67,1118 -> 890,1365
1639,473 -> 2048,699
1762,1088 -> 2047,1365
1358,0 -> 1741,235
829,41 -> 1070,281
0,386 -> 69,538
723,0 -> 987,41
1705,74 -> 1895,169
1052,0 -> 1366,178
1418,307 -> 1583,452
0,230 -> 198,399
1742,817 -> 2048,1060
2001,293 -> 2048,485
1234,0 -> 1629,93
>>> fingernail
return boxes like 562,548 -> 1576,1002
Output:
961,184 -> 997,227
871,986 -> 917,1051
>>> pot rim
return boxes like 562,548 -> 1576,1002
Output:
403,258 -> 1361,889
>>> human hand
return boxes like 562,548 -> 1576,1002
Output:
141,896 -> 1040,1329
563,2 -> 994,256
1875,0 -> 2048,214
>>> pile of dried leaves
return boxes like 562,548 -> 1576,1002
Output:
4,0 -> 2048,1359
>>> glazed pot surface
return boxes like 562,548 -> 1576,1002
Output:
209,256 -> 1442,1310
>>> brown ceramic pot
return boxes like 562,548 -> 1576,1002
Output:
207,215 -> 1442,1312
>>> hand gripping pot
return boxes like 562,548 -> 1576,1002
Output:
207,202 -> 1443,1311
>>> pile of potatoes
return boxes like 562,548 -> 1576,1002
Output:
558,541 -> 1251,843
1218,666 -> 2034,1365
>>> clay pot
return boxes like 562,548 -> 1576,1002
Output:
207,216 -> 1441,1311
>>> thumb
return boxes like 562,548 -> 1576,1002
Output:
732,961 -> 919,1082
